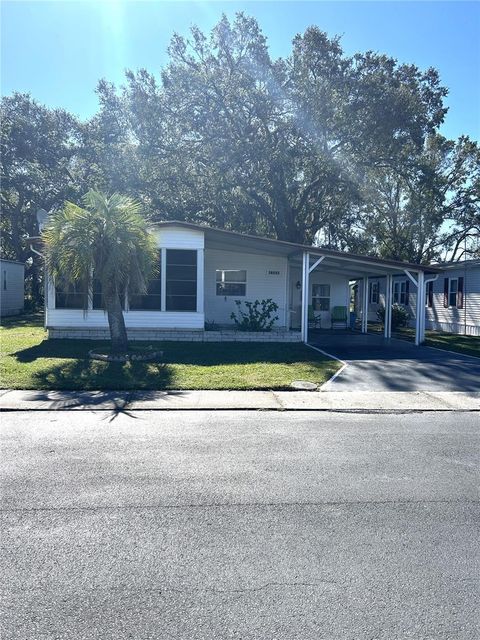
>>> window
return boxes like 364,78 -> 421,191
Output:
312,284 -> 330,311
393,281 -> 408,305
425,281 -> 433,308
216,270 -> 247,296
448,278 -> 458,308
369,281 -> 379,304
166,249 -> 197,311
129,252 -> 161,310
93,278 -> 126,310
55,281 -> 86,309
92,278 -> 103,310
3,270 -> 6,290
444,277 -> 463,309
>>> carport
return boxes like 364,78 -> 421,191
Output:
297,250 -> 442,346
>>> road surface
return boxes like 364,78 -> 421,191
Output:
1,409 -> 479,639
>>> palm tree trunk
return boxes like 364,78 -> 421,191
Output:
105,292 -> 128,352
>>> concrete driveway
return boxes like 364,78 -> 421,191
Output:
311,331 -> 480,391
1,410 -> 479,639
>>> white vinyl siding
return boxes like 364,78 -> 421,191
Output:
205,249 -> 287,326
371,266 -> 479,335
0,260 -> 24,316
150,226 -> 204,250
426,266 -> 480,336
46,309 -> 204,330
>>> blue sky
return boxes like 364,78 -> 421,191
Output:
2,1 -> 479,140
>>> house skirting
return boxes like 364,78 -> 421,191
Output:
425,320 -> 479,337
47,327 -> 302,342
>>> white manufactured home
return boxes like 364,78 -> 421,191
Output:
362,259 -> 480,337
0,259 -> 25,317
425,260 -> 480,336
44,221 -> 441,345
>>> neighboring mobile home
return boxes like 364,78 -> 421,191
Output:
42,221 -> 440,345
362,259 -> 480,336
0,259 -> 25,317
425,259 -> 480,336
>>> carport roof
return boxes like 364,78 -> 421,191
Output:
153,221 -> 443,277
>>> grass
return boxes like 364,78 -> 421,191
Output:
0,314 -> 339,391
368,322 -> 480,358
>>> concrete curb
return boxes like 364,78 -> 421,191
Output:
0,389 -> 479,412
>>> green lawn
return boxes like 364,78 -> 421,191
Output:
0,314 -> 339,390
368,322 -> 480,358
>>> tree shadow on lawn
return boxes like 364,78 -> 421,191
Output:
14,338 -> 324,367
0,312 -> 44,329
11,340 -> 331,397
27,354 -> 174,391
22,359 -> 181,420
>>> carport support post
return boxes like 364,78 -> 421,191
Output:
415,270 -> 425,346
361,276 -> 368,333
301,251 -> 309,343
384,274 -> 392,339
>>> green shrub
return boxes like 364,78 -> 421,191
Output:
204,319 -> 219,331
377,303 -> 410,329
230,299 -> 279,332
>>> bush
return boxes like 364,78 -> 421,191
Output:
377,303 -> 410,329
230,299 -> 279,332
204,319 -> 219,331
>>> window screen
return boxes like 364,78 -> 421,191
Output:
55,281 -> 86,309
129,252 -> 162,310
166,250 -> 197,311
93,278 -> 126,310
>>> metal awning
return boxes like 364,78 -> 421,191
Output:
152,220 -> 442,278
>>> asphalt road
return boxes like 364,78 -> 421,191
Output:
1,410 -> 479,639
311,332 -> 480,391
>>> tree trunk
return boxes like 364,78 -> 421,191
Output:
105,292 -> 128,352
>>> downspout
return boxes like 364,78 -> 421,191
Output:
423,274 -> 439,340
30,243 -> 47,329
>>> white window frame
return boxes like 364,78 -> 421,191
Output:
216,269 -> 247,297
448,278 -> 458,308
393,280 -> 407,305
369,281 -> 379,304
311,283 -> 330,311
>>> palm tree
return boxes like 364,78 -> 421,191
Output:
43,190 -> 158,352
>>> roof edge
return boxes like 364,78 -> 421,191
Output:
151,220 -> 443,272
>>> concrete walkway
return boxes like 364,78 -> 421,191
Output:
0,388 -> 479,412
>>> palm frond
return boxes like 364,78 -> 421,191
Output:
43,189 -> 158,307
